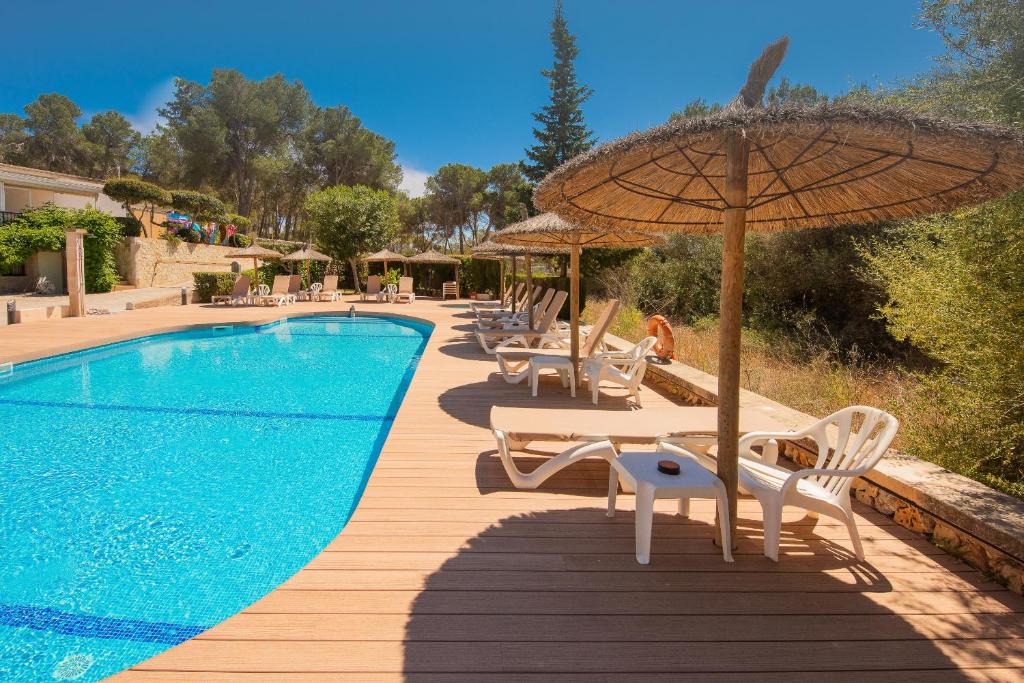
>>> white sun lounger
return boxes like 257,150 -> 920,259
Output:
476,291 -> 567,353
490,405 -> 787,489
211,275 -> 252,305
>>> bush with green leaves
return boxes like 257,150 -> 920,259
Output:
0,204 -> 121,292
116,216 -> 143,237
192,272 -> 241,303
864,192 -> 1024,496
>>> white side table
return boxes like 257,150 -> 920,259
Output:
528,355 -> 576,398
607,451 -> 734,564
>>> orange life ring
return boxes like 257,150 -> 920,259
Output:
646,315 -> 675,360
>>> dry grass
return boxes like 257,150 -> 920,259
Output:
586,301 -> 914,449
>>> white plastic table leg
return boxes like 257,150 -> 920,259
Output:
678,497 -> 690,518
634,483 -> 656,565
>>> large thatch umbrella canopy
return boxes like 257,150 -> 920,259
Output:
282,245 -> 331,262
409,249 -> 462,297
283,245 -> 332,288
226,242 -> 282,289
494,213 -> 664,370
362,248 -> 407,277
534,36 -> 1024,547
536,104 -> 1024,232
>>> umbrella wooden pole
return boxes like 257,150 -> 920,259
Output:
499,260 -> 506,303
510,257 -> 518,313
717,129 -> 749,549
525,252 -> 534,329
570,244 -> 581,380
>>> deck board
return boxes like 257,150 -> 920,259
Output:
1,296 -> 1020,678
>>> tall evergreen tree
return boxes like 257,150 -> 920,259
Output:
523,0 -> 595,183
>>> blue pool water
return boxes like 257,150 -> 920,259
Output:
0,316 -> 431,681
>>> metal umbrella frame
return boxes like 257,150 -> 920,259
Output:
534,37 -> 1024,546
494,213 -> 664,372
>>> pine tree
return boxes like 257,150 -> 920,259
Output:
523,1 -> 595,183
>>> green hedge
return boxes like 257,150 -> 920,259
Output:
192,272 -> 241,303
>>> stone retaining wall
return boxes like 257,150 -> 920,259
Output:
607,333 -> 1024,594
116,238 -> 242,288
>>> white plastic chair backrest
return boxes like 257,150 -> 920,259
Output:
805,406 -> 899,496
310,282 -> 323,294
537,291 -> 568,332
322,275 -> 338,291
231,275 -> 251,296
366,275 -> 381,294
580,299 -> 621,357
257,283 -> 270,296
399,276 -> 413,294
271,275 -> 290,294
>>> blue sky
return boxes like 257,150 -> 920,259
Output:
2,1 -> 945,195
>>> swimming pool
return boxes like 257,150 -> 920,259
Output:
0,315 -> 431,681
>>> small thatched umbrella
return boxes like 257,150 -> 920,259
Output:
282,245 -> 332,291
408,249 -> 463,298
494,213 -> 664,370
472,240 -> 571,327
534,37 -> 1024,545
362,249 -> 407,279
226,242 -> 283,291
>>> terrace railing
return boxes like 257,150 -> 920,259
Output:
0,211 -> 21,226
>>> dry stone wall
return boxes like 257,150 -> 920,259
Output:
116,238 -> 243,288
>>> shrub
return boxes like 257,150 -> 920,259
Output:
0,204 -> 121,293
192,272 -> 241,303
864,192 -> 1024,497
116,216 -> 143,237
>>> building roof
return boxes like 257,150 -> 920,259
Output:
0,163 -> 105,195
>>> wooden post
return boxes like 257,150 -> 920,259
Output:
64,229 -> 86,317
525,252 -> 534,329
499,259 -> 506,303
510,257 -> 518,313
717,129 -> 749,547
570,244 -> 581,378
455,264 -> 461,299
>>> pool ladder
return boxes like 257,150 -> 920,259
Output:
349,305 -> 356,319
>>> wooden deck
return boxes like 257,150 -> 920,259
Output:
2,297 -> 1022,680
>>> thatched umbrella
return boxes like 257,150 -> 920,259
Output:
282,245 -> 332,290
534,37 -> 1024,545
409,249 -> 463,298
494,213 -> 664,371
226,242 -> 283,291
472,240 -> 571,326
362,248 -> 407,279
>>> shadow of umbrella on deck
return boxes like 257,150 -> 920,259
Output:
399,507 -> 1021,676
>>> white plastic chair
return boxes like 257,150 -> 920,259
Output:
582,336 -> 658,406
307,282 -> 323,300
663,405 -> 899,562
